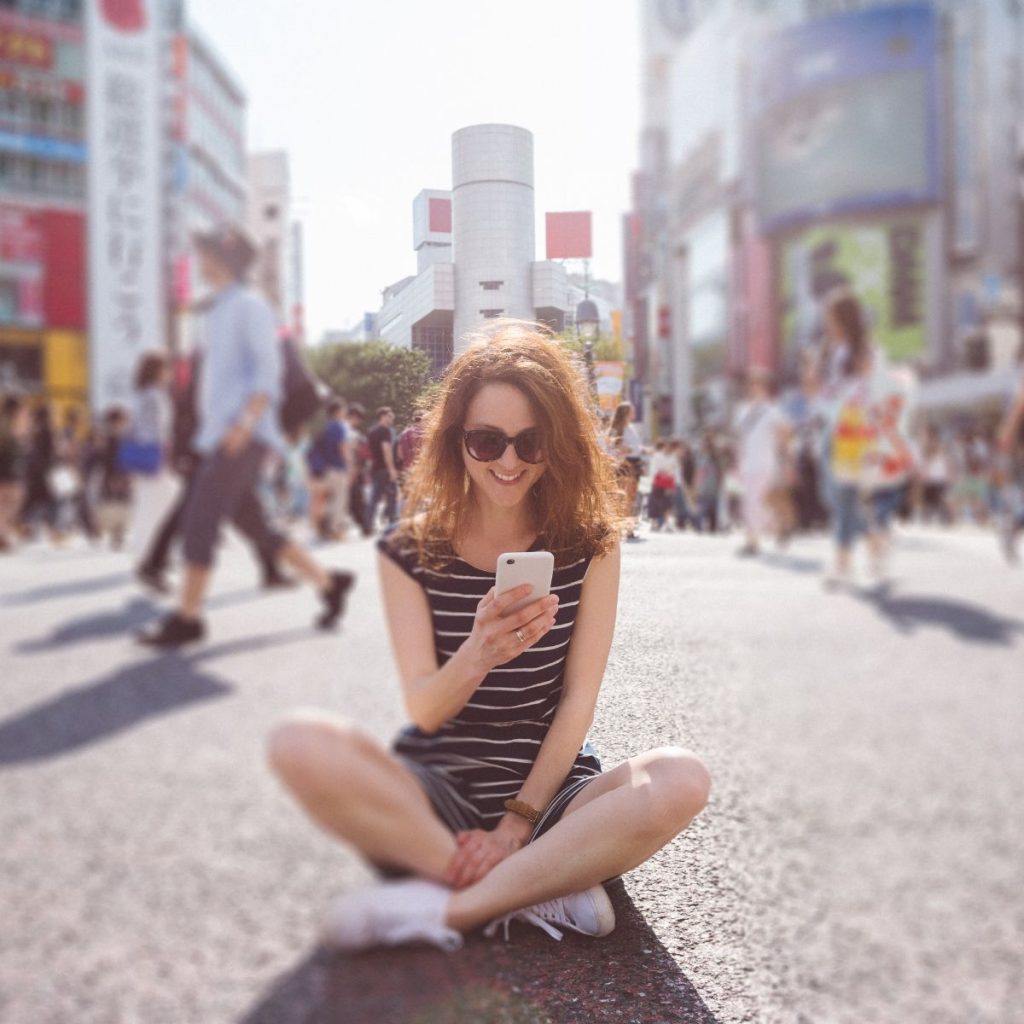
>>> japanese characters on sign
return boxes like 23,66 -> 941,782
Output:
85,0 -> 164,412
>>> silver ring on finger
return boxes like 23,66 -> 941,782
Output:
514,628 -> 527,644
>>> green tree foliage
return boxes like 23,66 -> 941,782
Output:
307,341 -> 431,428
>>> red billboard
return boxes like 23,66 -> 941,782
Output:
40,210 -> 86,329
546,211 -> 592,260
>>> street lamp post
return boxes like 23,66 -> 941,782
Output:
575,296 -> 600,403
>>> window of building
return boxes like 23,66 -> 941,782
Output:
480,280 -> 503,290
480,309 -> 503,318
264,203 -> 279,220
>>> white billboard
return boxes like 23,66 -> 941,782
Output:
86,0 -> 164,413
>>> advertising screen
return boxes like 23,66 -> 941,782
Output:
779,216 -> 930,365
752,4 -> 940,232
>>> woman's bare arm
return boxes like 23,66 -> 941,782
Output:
378,553 -> 558,734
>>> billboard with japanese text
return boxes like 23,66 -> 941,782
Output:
85,0 -> 164,411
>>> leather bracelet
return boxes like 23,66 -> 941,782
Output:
503,798 -> 541,824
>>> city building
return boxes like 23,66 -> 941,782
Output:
0,0 -> 254,413
247,149 -> 304,341
0,0 -> 88,412
628,0 -> 1024,433
167,16 -> 248,358
376,124 -> 580,375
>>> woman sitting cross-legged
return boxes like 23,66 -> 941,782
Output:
267,320 -> 711,951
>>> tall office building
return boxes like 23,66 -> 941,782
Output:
628,0 -> 1024,431
377,124 -> 578,375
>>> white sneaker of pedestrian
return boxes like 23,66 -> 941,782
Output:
319,879 -> 462,953
482,884 -> 615,942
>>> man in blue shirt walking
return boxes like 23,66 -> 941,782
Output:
141,224 -> 353,647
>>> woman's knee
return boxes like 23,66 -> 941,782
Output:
266,710 -> 368,792
644,747 -> 711,833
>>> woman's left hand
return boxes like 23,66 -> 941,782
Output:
443,828 -> 525,889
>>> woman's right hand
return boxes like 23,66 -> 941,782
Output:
461,585 -> 559,675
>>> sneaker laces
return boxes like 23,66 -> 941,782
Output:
483,896 -> 577,942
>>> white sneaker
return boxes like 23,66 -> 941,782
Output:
483,884 -> 615,942
319,879 -> 462,952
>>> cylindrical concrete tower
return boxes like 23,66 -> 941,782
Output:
452,124 -> 535,352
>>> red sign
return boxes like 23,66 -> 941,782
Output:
428,197 -> 452,234
40,210 -> 86,329
0,206 -> 43,263
101,0 -> 148,33
0,24 -> 53,68
546,211 -> 592,260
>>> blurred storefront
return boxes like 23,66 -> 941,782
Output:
0,0 -> 251,415
0,4 -> 87,415
628,0 -> 1024,432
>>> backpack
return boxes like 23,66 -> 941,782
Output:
279,339 -> 325,440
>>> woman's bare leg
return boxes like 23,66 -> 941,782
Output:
267,710 -> 457,880
445,747 -> 710,932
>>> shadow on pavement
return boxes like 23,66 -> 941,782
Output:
757,550 -> 825,575
0,570 -> 133,606
859,583 -> 1024,646
240,881 -> 718,1024
14,596 -> 161,653
0,628 -> 315,766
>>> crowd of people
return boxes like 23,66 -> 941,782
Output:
603,289 -> 1024,582
3,275 -> 1023,607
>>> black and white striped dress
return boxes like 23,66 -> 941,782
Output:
378,531 -> 602,841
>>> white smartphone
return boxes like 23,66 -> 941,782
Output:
495,551 -> 555,616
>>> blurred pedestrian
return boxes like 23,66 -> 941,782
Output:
364,406 -> 398,533
126,351 -> 174,559
782,354 -> 828,531
609,401 -> 643,539
396,410 -> 425,478
94,407 -> 132,549
673,438 -> 699,530
306,398 -> 353,541
996,355 -> 1024,563
0,394 -> 26,551
18,404 -> 59,541
266,320 -> 710,953
345,403 -> 371,537
647,439 -> 678,531
139,223 -> 354,647
734,370 -> 786,556
823,290 -> 913,588
694,432 -> 723,534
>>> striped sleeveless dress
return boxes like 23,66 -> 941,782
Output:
377,531 -> 602,840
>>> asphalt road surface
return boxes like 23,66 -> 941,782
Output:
1,523 -> 1021,1023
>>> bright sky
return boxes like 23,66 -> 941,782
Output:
193,0 -> 641,341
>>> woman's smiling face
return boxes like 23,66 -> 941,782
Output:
462,382 -> 547,509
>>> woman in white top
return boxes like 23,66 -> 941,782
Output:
647,439 -> 679,531
129,351 -> 174,561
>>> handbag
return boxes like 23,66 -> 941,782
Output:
117,437 -> 162,475
653,471 -> 675,491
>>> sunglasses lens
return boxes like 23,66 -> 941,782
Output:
465,430 -> 505,461
514,431 -> 542,463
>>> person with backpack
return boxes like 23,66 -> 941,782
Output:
139,223 -> 354,648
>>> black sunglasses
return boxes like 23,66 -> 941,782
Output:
463,428 -> 544,465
